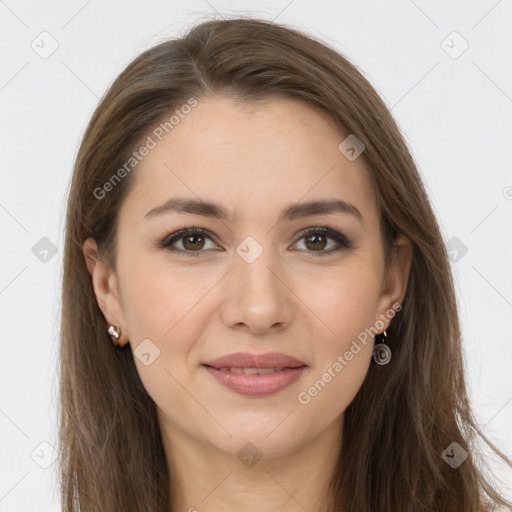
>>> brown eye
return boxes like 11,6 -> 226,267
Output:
303,233 -> 328,251
161,228 -> 219,256
181,233 -> 206,251
293,227 -> 353,256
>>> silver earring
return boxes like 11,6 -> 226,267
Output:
107,325 -> 121,346
373,330 -> 392,365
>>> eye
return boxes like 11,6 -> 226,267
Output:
160,227 -> 219,256
159,226 -> 353,257
292,226 -> 353,257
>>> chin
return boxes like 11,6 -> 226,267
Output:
205,420 -> 310,460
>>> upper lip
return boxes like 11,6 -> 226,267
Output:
203,352 -> 307,369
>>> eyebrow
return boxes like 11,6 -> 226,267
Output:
144,197 -> 363,224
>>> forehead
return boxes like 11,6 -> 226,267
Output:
120,95 -> 378,227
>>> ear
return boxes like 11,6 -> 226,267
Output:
375,233 -> 412,331
83,237 -> 129,346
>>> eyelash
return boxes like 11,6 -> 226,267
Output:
159,226 -> 354,258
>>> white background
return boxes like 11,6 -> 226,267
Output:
0,0 -> 511,509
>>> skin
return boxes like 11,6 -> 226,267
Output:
84,95 -> 412,511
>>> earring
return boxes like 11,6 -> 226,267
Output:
373,329 -> 392,365
107,325 -> 122,346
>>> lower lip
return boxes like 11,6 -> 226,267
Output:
203,365 -> 307,397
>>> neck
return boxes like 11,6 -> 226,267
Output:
159,413 -> 343,512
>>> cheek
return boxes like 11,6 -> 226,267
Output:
118,253 -> 214,344
119,260 -> 211,417
117,257 -> 222,400
292,258 -> 381,409
301,258 -> 383,346
297,271 -> 379,410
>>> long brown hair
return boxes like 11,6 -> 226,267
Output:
58,16 -> 512,511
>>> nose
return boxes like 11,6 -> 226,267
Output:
220,246 -> 294,335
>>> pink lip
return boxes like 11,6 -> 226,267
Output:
202,352 -> 308,398
204,366 -> 307,397
203,351 -> 306,369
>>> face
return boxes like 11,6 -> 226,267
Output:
84,95 -> 410,461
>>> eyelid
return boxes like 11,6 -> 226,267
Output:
293,226 -> 352,247
161,226 -> 216,247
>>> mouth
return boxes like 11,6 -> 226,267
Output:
202,364 -> 308,397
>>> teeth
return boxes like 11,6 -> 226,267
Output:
216,367 -> 286,374
257,367 -> 286,374
255,367 -> 279,374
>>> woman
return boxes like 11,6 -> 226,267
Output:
58,16 -> 512,511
